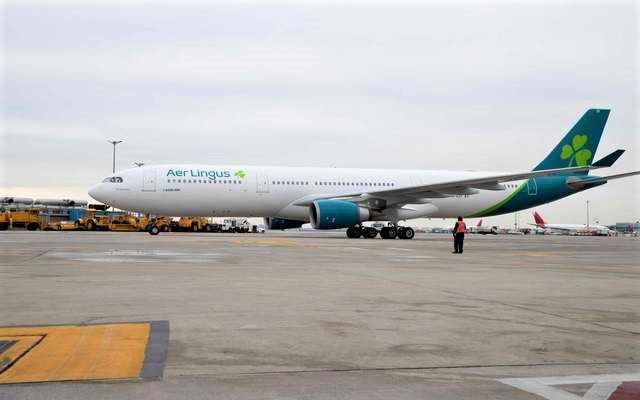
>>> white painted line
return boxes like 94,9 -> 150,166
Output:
388,248 -> 414,252
583,382 -> 621,400
390,255 -> 436,259
500,379 -> 581,400
499,373 -> 640,400
523,373 -> 640,385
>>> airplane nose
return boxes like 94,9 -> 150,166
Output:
88,184 -> 103,202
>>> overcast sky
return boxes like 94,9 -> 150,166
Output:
1,1 -> 638,227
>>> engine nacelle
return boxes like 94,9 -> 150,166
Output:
309,200 -> 370,229
264,217 -> 306,230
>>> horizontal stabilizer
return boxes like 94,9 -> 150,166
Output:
567,170 -> 640,187
592,149 -> 625,167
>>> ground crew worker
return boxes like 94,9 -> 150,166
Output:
452,216 -> 466,254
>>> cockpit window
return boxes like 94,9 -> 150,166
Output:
102,176 -> 124,183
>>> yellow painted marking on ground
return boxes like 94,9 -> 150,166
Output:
228,239 -> 299,247
498,252 -> 559,257
0,323 -> 150,384
0,335 -> 43,373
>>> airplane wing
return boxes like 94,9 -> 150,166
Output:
292,164 -> 603,209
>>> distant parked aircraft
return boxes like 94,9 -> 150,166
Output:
468,219 -> 498,235
532,211 -> 613,236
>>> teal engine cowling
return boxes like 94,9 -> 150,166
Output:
310,200 -> 370,229
264,217 -> 306,230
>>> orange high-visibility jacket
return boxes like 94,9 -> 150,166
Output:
456,221 -> 466,233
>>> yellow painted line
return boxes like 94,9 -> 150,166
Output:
497,252 -> 559,257
0,323 -> 150,384
228,239 -> 299,247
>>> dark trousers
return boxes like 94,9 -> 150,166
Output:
454,233 -> 465,253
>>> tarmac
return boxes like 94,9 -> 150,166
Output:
1,231 -> 639,399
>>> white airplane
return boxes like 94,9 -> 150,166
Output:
445,219 -> 489,234
89,109 -> 639,239
532,211 -> 613,236
469,219 -> 498,235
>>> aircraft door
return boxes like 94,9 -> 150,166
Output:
256,171 -> 270,193
143,170 -> 157,192
527,179 -> 537,196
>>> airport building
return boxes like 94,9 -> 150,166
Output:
0,197 -> 88,225
613,222 -> 640,234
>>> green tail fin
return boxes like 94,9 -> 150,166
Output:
533,109 -> 610,173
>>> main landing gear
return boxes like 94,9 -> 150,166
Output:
346,225 -> 415,240
346,225 -> 377,239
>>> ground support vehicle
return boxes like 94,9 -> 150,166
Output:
221,218 -> 251,233
109,215 -> 148,232
178,217 -> 212,232
74,210 -> 111,231
43,221 -> 78,231
146,216 -> 173,233
0,209 -> 42,230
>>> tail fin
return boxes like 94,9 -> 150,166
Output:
477,219 -> 483,227
533,109 -> 610,174
533,212 -> 546,228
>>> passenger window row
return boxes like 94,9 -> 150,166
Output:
318,181 -> 394,187
271,180 -> 395,187
272,181 -> 310,186
167,179 -> 242,185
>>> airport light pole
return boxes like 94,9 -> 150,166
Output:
107,140 -> 123,173
586,200 -> 590,229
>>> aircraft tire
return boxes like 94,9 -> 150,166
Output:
399,227 -> 415,239
346,226 -> 361,238
363,227 -> 377,239
386,227 -> 397,239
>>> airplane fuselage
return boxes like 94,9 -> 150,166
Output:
89,164 -> 593,223
87,109 -> 639,236
539,223 -> 612,235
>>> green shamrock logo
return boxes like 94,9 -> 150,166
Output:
560,134 -> 591,167
234,170 -> 246,179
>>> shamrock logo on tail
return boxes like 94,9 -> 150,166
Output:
560,134 -> 591,167
234,170 -> 246,179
